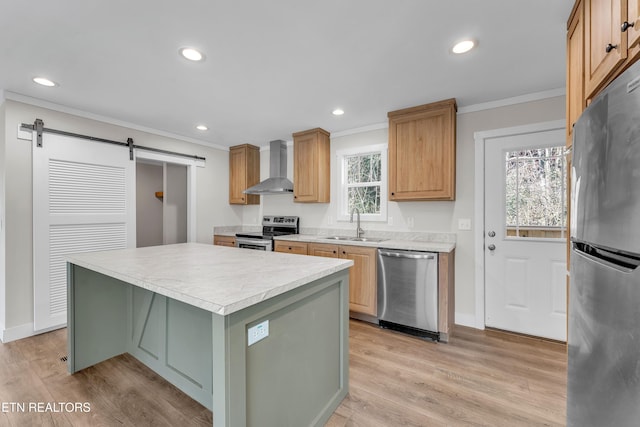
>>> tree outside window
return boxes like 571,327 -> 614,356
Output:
505,146 -> 567,238
337,144 -> 387,222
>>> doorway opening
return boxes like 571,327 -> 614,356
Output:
136,160 -> 188,247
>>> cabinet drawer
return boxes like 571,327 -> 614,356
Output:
274,241 -> 308,255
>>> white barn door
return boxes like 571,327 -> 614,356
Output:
33,132 -> 135,331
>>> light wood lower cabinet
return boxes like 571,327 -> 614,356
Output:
274,240 -> 309,255
308,242 -> 377,317
213,235 -> 236,247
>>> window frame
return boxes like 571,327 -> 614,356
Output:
336,144 -> 388,222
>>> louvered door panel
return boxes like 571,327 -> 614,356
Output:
33,133 -> 135,331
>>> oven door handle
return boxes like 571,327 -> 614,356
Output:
235,237 -> 272,249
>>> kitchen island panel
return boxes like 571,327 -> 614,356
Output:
68,265 -> 128,373
68,250 -> 350,427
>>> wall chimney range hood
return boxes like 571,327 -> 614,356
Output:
243,140 -> 294,195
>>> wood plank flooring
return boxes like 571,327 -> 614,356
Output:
0,321 -> 566,426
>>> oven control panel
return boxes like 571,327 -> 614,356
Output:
263,216 -> 299,227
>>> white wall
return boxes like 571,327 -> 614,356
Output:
0,100 -> 6,338
260,96 -> 566,324
136,162 -> 164,247
0,99 -> 242,338
164,163 -> 188,244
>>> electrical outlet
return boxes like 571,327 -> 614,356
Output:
247,320 -> 269,346
458,218 -> 472,231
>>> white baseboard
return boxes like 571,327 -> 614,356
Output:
0,322 -> 65,343
455,312 -> 481,329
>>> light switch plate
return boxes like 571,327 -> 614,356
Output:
458,218 -> 472,231
247,320 -> 269,346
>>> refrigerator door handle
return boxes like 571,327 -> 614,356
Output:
572,241 -> 640,273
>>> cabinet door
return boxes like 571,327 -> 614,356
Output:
627,0 -> 640,49
308,242 -> 339,258
388,99 -> 456,201
585,0 -> 627,97
274,240 -> 308,255
293,132 -> 316,202
293,128 -> 330,203
340,245 -> 377,316
567,0 -> 585,145
229,145 -> 260,205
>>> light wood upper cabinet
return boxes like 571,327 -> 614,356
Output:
309,242 -> 377,316
229,144 -> 260,205
567,0 -> 585,146
292,128 -> 330,203
627,0 -> 640,48
584,0 -> 627,97
274,240 -> 308,255
388,98 -> 457,201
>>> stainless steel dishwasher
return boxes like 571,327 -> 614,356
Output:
377,248 -> 439,340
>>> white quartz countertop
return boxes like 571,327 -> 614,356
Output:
274,234 -> 455,253
65,243 -> 353,316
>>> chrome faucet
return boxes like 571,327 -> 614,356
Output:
350,208 -> 364,238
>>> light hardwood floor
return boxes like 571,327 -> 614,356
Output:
0,321 -> 566,426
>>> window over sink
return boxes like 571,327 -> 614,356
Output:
336,144 -> 387,222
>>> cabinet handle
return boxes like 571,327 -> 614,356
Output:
333,250 -> 337,254
605,43 -> 618,53
288,247 -> 292,250
391,192 -> 395,196
342,251 -> 346,255
622,21 -> 635,32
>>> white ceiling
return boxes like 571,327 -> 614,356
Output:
0,0 -> 574,149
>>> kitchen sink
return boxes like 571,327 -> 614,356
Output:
349,237 -> 387,243
322,236 -> 387,243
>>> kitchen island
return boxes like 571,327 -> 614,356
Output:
65,243 -> 352,427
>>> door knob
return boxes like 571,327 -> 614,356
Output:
488,244 -> 496,251
488,231 -> 496,237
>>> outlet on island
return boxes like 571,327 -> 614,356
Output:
247,320 -> 270,346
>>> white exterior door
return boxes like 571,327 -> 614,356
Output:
33,132 -> 135,331
484,128 -> 567,341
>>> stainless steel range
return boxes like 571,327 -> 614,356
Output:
235,216 -> 299,251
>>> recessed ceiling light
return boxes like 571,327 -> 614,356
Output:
33,77 -> 57,87
180,47 -> 205,62
195,124 -> 208,131
332,108 -> 345,116
452,40 -> 475,54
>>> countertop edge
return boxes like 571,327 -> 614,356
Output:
272,234 -> 456,253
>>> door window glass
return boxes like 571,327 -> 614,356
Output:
505,146 -> 567,239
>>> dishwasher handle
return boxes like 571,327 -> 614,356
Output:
378,250 -> 435,260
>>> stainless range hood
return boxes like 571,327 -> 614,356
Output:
243,140 -> 294,195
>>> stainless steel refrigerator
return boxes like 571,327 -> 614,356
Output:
569,60 -> 640,426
